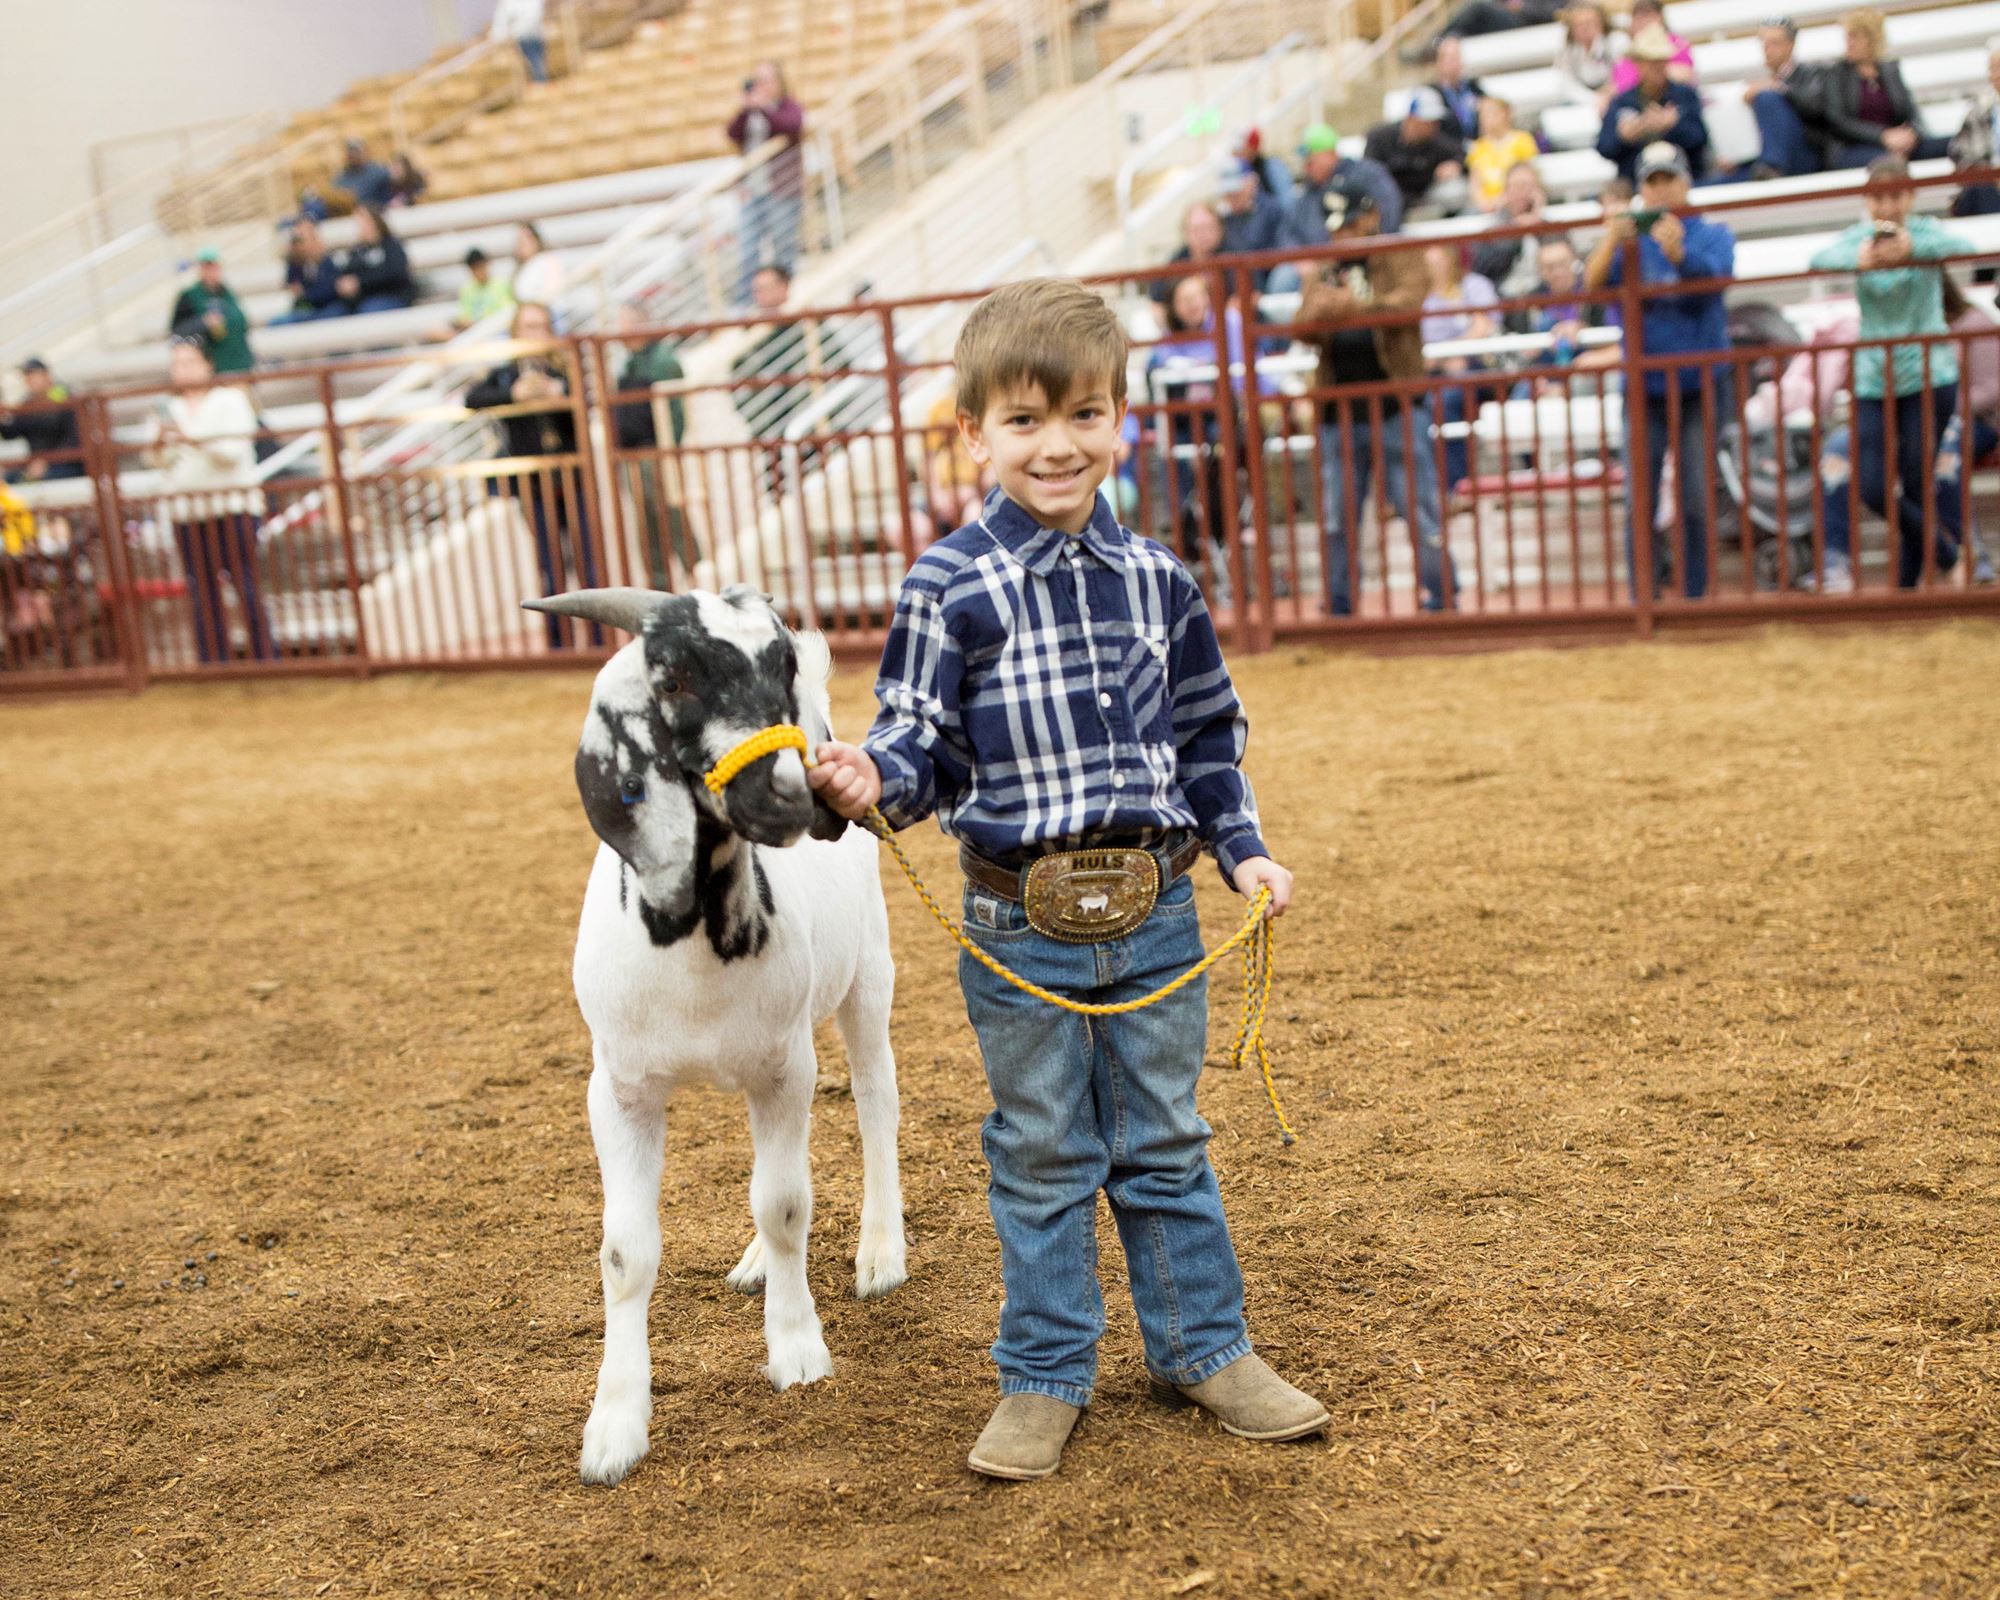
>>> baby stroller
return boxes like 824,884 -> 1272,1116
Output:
1709,304 -> 1821,589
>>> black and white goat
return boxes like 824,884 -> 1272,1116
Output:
527,584 -> 905,1488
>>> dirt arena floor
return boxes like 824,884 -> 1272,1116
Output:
4,623 -> 1998,1600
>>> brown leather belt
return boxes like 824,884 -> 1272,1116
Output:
960,834 -> 1205,905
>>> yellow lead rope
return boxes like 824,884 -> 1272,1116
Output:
704,725 -> 1296,1143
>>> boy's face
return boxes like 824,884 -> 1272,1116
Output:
960,378 -> 1123,537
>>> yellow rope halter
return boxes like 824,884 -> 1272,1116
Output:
702,725 -> 1295,1143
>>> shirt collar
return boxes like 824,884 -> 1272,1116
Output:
979,486 -> 1130,575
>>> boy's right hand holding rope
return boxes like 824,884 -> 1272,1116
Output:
810,742 -> 1291,921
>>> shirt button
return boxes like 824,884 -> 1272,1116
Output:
1112,773 -> 1126,789
1098,692 -> 1112,707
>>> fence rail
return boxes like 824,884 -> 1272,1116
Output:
7,179 -> 2000,694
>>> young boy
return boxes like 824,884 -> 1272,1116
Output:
809,278 -> 1328,1480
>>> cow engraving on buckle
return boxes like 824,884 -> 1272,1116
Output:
1021,848 -> 1160,943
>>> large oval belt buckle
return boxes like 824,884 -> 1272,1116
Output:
1022,849 -> 1159,943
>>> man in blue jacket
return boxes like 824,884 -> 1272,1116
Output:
1216,157 -> 1293,290
1597,27 -> 1709,186
1583,142 -> 1735,600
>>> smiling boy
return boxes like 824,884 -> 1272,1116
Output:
810,278 -> 1327,1479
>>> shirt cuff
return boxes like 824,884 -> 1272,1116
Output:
1209,827 -> 1270,886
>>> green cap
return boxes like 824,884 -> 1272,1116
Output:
196,247 -> 221,264
1300,122 -> 1340,155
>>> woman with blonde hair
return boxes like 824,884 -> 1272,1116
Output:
1793,8 -> 1948,168
1553,3 -> 1626,110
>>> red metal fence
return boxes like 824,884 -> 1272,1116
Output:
7,175 -> 2000,694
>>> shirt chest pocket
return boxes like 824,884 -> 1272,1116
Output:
1119,624 -> 1175,745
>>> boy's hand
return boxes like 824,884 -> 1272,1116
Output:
809,740 -> 882,820
1230,855 -> 1293,920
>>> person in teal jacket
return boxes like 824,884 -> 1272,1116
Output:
1810,157 -> 1970,585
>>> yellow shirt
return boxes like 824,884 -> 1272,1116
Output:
1469,131 -> 1540,211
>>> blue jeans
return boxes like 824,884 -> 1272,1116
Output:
1830,135 -> 1951,169
174,515 -> 275,664
517,36 -> 549,82
1626,377 -> 1731,600
958,874 -> 1251,1406
507,481 -> 603,648
738,191 -> 805,302
1823,409 -> 1992,582
1318,400 -> 1454,613
1750,90 -> 1819,176
1858,385 -> 1963,585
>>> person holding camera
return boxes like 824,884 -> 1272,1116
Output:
727,61 -> 807,304
1584,142 -> 1735,600
1597,26 -> 1709,186
1809,157 -> 1971,587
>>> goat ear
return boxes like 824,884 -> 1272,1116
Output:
573,649 -> 698,910
790,625 -> 849,841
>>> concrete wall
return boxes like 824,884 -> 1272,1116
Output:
5,0 -> 502,238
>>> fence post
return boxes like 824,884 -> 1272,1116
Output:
1621,241 -> 1653,641
315,372 -> 371,677
876,303 -> 922,575
566,334 -> 612,628
582,334 -> 637,589
1230,261 -> 1275,652
1205,262 -> 1255,655
83,393 -> 148,692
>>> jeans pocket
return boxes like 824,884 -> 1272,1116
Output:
962,888 -> 1035,941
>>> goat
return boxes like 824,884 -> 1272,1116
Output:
526,584 -> 906,1488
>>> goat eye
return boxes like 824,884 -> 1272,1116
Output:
656,675 -> 684,697
618,772 -> 646,805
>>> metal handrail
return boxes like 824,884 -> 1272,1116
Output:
389,38 -> 525,154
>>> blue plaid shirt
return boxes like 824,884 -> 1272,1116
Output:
862,489 -> 1269,880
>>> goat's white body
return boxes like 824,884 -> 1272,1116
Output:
567,626 -> 904,1488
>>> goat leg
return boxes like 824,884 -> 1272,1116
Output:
579,1058 -> 667,1486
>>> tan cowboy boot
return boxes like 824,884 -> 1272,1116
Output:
966,1394 -> 1082,1480
1153,1353 -> 1329,1441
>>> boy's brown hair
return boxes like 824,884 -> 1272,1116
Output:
954,278 -> 1128,420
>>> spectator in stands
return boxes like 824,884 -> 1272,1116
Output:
1300,176 -> 1456,614
1234,127 -> 1294,206
168,249 -> 254,374
331,139 -> 394,211
1366,90 -> 1469,213
385,152 -> 428,210
1468,95 -> 1541,212
1512,236 -> 1618,394
731,263 -> 813,441
490,0 -> 550,83
1554,3 -> 1625,110
332,207 -> 415,315
1599,28 -> 1709,186
611,301 -> 696,588
1809,158 -> 1970,585
1609,1 -> 1695,93
1430,36 -> 1485,142
147,336 -> 273,663
1422,245 -> 1502,489
1215,158 -> 1294,291
1472,162 -> 1557,316
1146,274 -> 1258,590
445,246 -> 515,334
465,302 -> 601,647
1794,9 -> 1946,170
1742,19 -> 1823,180
1288,122 -> 1405,236
728,61 -> 808,303
275,221 -> 343,324
511,222 -> 565,308
1410,0 -> 1557,59
1947,42 -> 2000,219
0,360 -> 83,483
1154,201 -> 1227,303
1583,142 -> 1734,599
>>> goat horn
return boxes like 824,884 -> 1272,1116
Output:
521,587 -> 665,634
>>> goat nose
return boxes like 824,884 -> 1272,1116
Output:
770,748 -> 807,798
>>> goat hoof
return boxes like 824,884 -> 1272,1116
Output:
579,1407 -> 651,1487
726,1234 -> 767,1294
854,1238 -> 908,1300
765,1335 -> 834,1391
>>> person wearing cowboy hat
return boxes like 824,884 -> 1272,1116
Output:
1597,24 -> 1710,185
